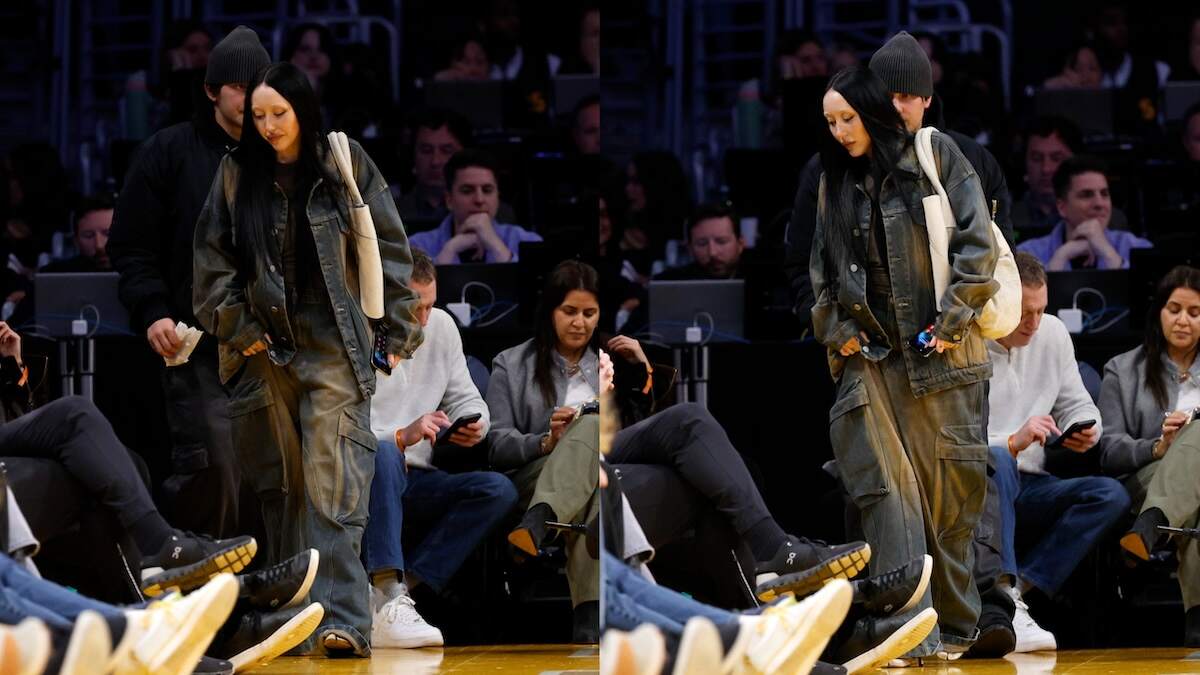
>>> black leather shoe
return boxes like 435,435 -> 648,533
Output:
572,601 -> 599,644
1186,606 -> 1200,647
852,555 -> 931,616
1121,507 -> 1168,561
968,601 -> 1016,658
508,502 -> 556,558
238,549 -> 318,611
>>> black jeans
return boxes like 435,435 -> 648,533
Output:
609,403 -> 775,539
160,342 -> 241,538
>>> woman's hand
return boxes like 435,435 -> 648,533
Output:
927,335 -> 960,353
0,322 -> 21,364
599,349 -> 616,393
606,335 -> 648,366
545,406 -> 577,453
1159,411 -> 1191,457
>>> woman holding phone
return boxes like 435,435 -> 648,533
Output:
810,66 -> 999,657
1098,265 -> 1200,645
192,62 -> 422,656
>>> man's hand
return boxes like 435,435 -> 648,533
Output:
839,331 -> 870,357
148,318 -> 181,357
927,335 -> 960,353
460,213 -> 512,262
606,335 -> 648,366
242,340 -> 268,357
0,322 -> 21,364
1061,424 -> 1100,453
1010,415 -> 1061,456
448,421 -> 485,447
436,233 -> 483,264
599,349 -> 615,393
398,411 -> 451,449
1048,239 -> 1095,271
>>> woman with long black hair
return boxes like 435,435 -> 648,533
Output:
193,62 -> 422,656
810,66 -> 999,658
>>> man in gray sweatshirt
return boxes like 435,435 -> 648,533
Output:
361,250 -> 518,648
985,252 -> 1130,652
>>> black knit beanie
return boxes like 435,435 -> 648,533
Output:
868,31 -> 933,98
205,25 -> 270,86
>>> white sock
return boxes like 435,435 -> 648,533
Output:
371,570 -> 408,601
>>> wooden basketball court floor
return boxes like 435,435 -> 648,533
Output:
255,645 -> 598,673
251,646 -> 1200,673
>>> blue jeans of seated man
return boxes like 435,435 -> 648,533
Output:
989,446 -> 1130,595
602,550 -> 736,638
363,439 -> 519,592
0,552 -> 127,641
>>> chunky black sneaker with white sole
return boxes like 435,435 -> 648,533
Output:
754,537 -> 870,602
140,532 -> 257,597
852,554 -> 931,616
239,549 -> 319,611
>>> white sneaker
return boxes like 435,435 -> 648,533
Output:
371,586 -> 444,648
1005,586 -> 1056,652
114,573 -> 239,675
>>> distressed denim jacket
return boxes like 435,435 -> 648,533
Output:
811,131 -> 999,397
193,139 -> 424,398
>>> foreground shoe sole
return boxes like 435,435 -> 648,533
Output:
507,528 -> 540,558
11,618 -> 51,675
1120,532 -> 1151,561
672,618 -> 723,675
231,602 -> 325,672
60,611 -> 111,675
756,543 -> 871,602
134,574 -> 239,675
142,538 -> 258,597
842,607 -> 938,675
767,579 -> 854,674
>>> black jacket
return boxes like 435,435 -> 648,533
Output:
784,128 -> 1012,328
108,112 -> 237,332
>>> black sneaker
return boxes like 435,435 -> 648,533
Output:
192,655 -> 234,675
968,603 -> 1016,658
508,503 -> 556,558
210,602 -> 325,671
572,600 -> 599,644
852,554 -> 931,616
140,532 -> 257,597
238,549 -> 319,611
754,537 -> 870,602
831,607 -> 938,674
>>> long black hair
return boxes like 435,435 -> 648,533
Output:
532,260 -> 601,408
1143,265 -> 1200,408
232,62 -> 337,275
818,66 -> 912,257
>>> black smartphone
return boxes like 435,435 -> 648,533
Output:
371,323 -> 391,375
1045,419 -> 1097,449
434,412 -> 483,447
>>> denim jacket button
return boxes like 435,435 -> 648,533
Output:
850,263 -> 859,272
270,306 -> 279,313
852,229 -> 861,236
853,303 -> 862,311
862,345 -> 870,354
269,264 -> 276,273
953,334 -> 961,341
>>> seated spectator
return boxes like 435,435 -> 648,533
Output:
407,149 -> 541,264
622,151 -> 691,275
362,250 -> 517,648
432,35 -> 491,82
1043,43 -> 1103,89
155,20 -> 213,126
42,195 -> 113,273
1016,155 -> 1151,270
1099,265 -> 1200,645
559,4 -> 599,75
283,23 -> 336,99
482,0 -> 562,81
776,30 -> 830,80
655,202 -> 745,281
3,142 -> 72,272
572,94 -> 600,155
985,253 -> 1130,652
1012,117 -> 1083,233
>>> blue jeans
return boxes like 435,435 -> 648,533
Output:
363,440 -> 518,593
0,553 -> 125,638
602,550 -> 736,638
989,446 -> 1130,595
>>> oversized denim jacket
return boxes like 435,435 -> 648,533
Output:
811,131 -> 999,397
193,138 -> 424,398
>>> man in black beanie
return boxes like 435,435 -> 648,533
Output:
780,28 -> 1019,659
108,25 -> 270,544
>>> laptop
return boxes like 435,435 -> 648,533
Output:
424,80 -> 505,131
1033,88 -> 1115,137
647,280 -> 745,344
1163,82 -> 1200,122
553,74 -> 599,119
1045,269 -> 1130,333
34,272 -> 132,337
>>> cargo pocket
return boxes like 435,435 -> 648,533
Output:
320,410 -> 378,526
829,377 -> 890,509
226,373 -> 287,497
934,424 -> 988,540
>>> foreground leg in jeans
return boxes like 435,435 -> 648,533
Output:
402,467 -> 518,593
602,550 -> 735,636
1013,472 -> 1129,595
361,440 -> 410,579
